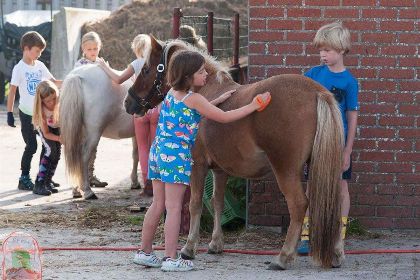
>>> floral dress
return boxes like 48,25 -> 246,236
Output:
148,90 -> 201,185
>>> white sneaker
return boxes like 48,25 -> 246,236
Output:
161,257 -> 194,272
133,250 -> 162,267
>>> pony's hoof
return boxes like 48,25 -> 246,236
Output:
207,248 -> 223,254
180,247 -> 195,260
84,192 -> 98,200
130,182 -> 141,189
332,253 -> 345,268
72,188 -> 82,199
267,262 -> 287,270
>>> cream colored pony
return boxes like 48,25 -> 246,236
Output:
59,64 -> 140,199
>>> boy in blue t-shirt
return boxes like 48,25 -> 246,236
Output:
298,22 -> 359,254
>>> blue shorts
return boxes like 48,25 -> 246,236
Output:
148,140 -> 193,185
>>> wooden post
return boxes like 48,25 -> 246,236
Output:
172,7 -> 182,39
207,12 -> 214,55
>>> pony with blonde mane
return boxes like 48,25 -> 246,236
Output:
59,64 -> 140,199
125,37 -> 345,270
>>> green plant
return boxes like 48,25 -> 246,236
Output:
127,215 -> 144,226
347,218 -> 380,238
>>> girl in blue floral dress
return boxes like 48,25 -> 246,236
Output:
133,50 -> 271,272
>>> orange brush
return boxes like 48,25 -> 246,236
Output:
256,94 -> 272,112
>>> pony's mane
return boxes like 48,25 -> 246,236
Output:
164,39 -> 232,83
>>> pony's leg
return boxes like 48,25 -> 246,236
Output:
269,174 -> 307,270
180,164 -> 208,260
80,133 -> 101,200
208,170 -> 229,254
130,137 -> 141,189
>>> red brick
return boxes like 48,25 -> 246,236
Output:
267,67 -> 302,76
353,139 -> 376,149
358,217 -> 394,229
350,68 -> 377,79
287,8 -> 321,18
286,31 -> 315,42
399,33 -> 420,44
248,66 -> 265,77
305,0 -> 340,5
359,151 -> 394,161
377,206 -> 413,218
265,203 -> 290,215
346,20 -> 378,31
362,33 -> 396,44
350,184 -> 375,194
395,195 -> 419,206
358,194 -> 394,205
400,129 -> 420,139
379,69 -> 414,79
394,218 -> 420,229
378,163 -> 413,173
359,128 -> 396,138
250,7 -> 284,18
381,45 -> 417,55
249,31 -> 285,42
324,9 -> 359,18
399,8 -> 420,19
352,162 -> 375,172
399,81 -> 420,91
249,43 -> 266,54
399,57 -> 420,67
351,45 -> 379,56
396,174 -> 420,184
342,0 -> 376,5
250,19 -> 266,30
379,116 -> 415,126
380,21 -> 415,31
249,215 -> 282,226
396,152 -> 420,162
399,104 -> 420,115
377,140 -> 413,151
362,8 -> 397,18
380,0 -> 417,7
250,55 -> 284,65
249,0 -> 266,5
361,104 -> 396,114
305,19 -> 337,31
268,43 -> 303,54
350,205 -> 375,216
267,20 -> 303,30
358,174 -> 394,184
251,193 -> 277,203
376,185 -> 414,195
358,92 -> 376,102
377,93 -> 414,103
357,116 -> 376,126
248,203 -> 265,215
361,81 -> 396,91
361,57 -> 396,67
267,0 -> 303,5
286,55 -> 320,66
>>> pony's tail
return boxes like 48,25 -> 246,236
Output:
308,91 -> 344,268
59,74 -> 84,187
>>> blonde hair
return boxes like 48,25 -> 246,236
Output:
131,34 -> 151,66
33,80 -> 59,129
313,22 -> 351,54
81,31 -> 102,52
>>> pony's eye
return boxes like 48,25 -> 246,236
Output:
143,67 -> 150,75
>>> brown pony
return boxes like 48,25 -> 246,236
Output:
125,36 -> 345,269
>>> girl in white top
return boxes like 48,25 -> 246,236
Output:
98,34 -> 159,196
73,31 -> 108,188
32,80 -> 61,196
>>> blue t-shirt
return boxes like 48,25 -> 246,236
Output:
305,65 -> 359,136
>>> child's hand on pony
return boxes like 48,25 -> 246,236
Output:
253,92 -> 271,112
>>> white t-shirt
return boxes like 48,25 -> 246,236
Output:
11,59 -> 53,115
130,58 -> 146,77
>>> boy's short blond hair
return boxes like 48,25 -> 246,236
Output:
313,22 -> 351,54
20,31 -> 46,51
131,34 -> 152,65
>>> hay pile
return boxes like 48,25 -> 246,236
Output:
83,0 -> 247,69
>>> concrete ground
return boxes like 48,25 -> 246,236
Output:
0,105 -> 419,279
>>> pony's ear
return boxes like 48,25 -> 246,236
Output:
149,34 -> 163,51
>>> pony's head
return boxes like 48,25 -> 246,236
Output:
125,35 -> 230,116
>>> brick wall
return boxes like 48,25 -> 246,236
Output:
248,0 -> 419,229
